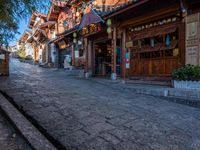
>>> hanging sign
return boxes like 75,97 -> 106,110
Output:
186,13 -> 200,65
126,41 -> 133,48
81,23 -> 101,36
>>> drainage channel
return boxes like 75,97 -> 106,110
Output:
0,90 -> 67,150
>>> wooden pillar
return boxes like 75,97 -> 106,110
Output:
113,27 -> 117,73
179,19 -> 186,66
84,38 -> 88,72
72,44 -> 75,66
122,28 -> 126,80
88,40 -> 92,71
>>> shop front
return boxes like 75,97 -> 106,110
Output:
57,40 -> 73,68
94,38 -> 112,76
81,23 -> 115,77
126,16 -> 182,78
101,0 -> 186,80
81,21 -> 123,77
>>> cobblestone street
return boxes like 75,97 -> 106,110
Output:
0,59 -> 200,150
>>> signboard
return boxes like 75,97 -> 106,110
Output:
186,46 -> 199,65
81,23 -> 101,36
126,41 -> 133,48
186,22 -> 198,38
186,13 -> 200,65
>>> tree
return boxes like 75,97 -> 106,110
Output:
17,42 -> 26,59
0,0 -> 50,46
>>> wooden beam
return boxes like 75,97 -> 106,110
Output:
122,28 -> 126,79
120,4 -> 180,28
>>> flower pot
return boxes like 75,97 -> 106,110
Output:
173,80 -> 200,90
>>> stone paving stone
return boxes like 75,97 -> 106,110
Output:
113,140 -> 147,150
83,122 -> 115,136
1,59 -> 200,149
79,137 -> 111,150
98,132 -> 121,145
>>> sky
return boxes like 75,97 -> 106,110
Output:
9,19 -> 28,46
9,1 -> 50,46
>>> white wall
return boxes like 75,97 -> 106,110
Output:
25,43 -> 34,57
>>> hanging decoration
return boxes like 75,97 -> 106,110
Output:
73,32 -> 77,38
106,19 -> 112,38
73,32 -> 77,43
106,19 -> 112,26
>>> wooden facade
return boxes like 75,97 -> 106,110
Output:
95,0 -> 187,79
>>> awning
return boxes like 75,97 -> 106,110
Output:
79,9 -> 104,29
48,35 -> 64,44
133,25 -> 178,40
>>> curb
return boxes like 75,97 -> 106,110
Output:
92,78 -> 200,108
0,93 -> 57,150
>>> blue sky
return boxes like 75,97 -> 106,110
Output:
9,1 -> 50,46
9,19 -> 28,46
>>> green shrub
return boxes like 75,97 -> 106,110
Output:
172,64 -> 200,80
17,48 -> 26,59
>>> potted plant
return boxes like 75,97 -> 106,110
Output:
172,64 -> 200,89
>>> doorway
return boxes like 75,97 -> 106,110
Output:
94,40 -> 112,76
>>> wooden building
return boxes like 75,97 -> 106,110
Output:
48,0 -> 78,68
27,12 -> 47,63
23,0 -> 200,81
83,0 -> 188,80
78,0 -> 129,77
0,49 -> 10,76
49,0 -> 128,69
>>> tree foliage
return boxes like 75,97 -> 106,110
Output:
17,43 -> 26,59
0,0 -> 50,46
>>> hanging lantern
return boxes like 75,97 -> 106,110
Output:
73,32 -> 77,38
107,27 -> 112,34
73,38 -> 77,43
93,0 -> 97,5
76,11 -> 80,17
106,19 -> 112,26
78,40 -> 82,45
